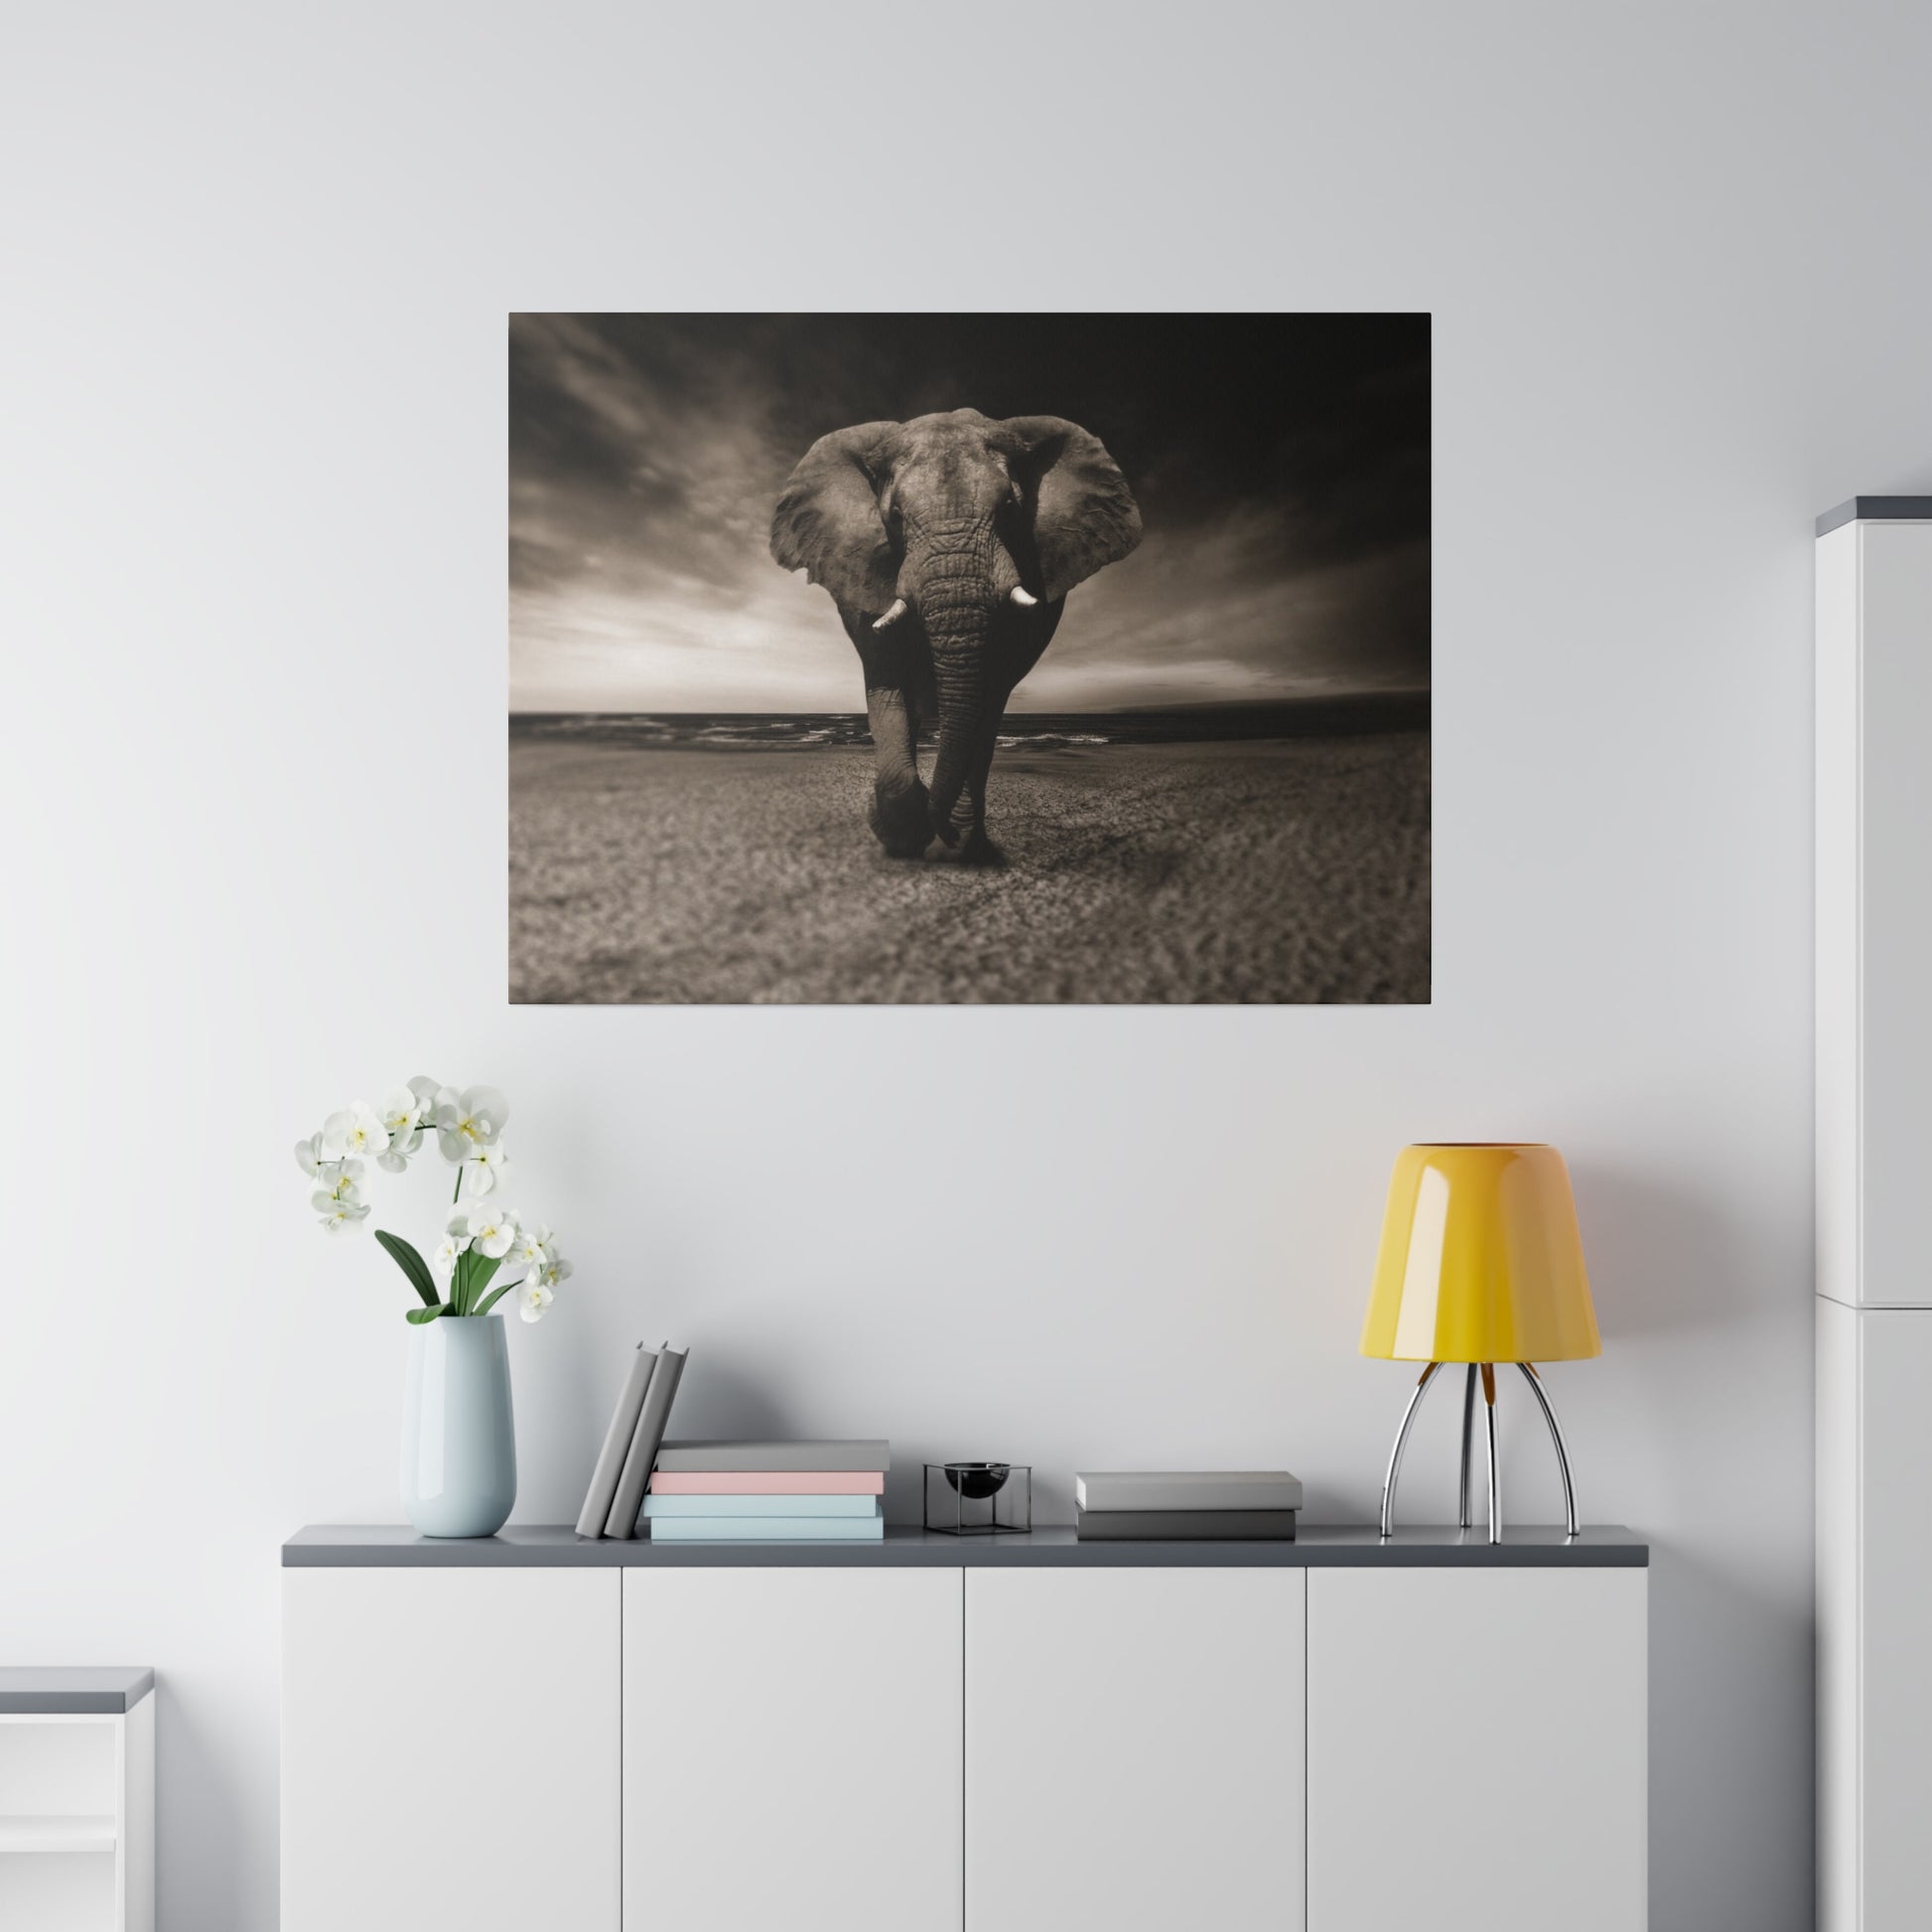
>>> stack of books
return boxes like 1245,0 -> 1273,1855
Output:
1073,1470 -> 1303,1540
576,1341 -> 691,1541
642,1441 -> 890,1542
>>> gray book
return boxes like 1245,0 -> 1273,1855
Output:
575,1343 -> 658,1539
605,1344 -> 689,1539
652,1439 -> 890,1473
1074,1507 -> 1298,1541
1075,1470 -> 1305,1513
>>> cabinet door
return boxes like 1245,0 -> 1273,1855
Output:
282,1569 -> 620,1932
1860,1308 -> 1932,1925
1307,1568 -> 1645,1932
623,1567 -> 961,1932
1857,525 -> 1932,1307
966,1567 -> 1306,1932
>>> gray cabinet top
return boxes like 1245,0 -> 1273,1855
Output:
285,1524 -> 1646,1569
0,1667 -> 154,1714
1817,496 -> 1932,536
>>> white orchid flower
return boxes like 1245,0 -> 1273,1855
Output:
294,1133 -> 328,1179
517,1282 -> 555,1323
508,1221 -> 552,1270
316,1191 -> 370,1235
368,1087 -> 426,1172
460,1144 -> 514,1198
435,1085 -> 508,1163
465,1205 -> 519,1260
433,1211 -> 476,1279
378,1085 -> 424,1136
322,1101 -> 388,1163
312,1159 -> 365,1205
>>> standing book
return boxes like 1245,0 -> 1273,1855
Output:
604,1343 -> 688,1539
575,1342 -> 658,1539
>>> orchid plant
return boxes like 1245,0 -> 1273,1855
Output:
295,1078 -> 571,1325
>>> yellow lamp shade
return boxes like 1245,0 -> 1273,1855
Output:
1361,1144 -> 1599,1364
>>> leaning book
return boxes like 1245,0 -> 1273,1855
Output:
605,1344 -> 689,1539
575,1342 -> 657,1539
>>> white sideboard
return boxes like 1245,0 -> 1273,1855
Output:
1815,499 -> 1932,1932
282,1525 -> 1646,1932
0,1669 -> 154,1932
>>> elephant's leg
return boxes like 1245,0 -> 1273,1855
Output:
950,724 -> 1007,868
864,684 -> 931,858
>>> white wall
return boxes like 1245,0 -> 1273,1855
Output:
3,4 -> 1929,1926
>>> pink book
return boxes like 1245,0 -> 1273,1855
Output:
647,1469 -> 886,1495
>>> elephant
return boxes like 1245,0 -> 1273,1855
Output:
770,408 -> 1142,865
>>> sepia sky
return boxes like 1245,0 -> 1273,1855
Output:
509,314 -> 1430,714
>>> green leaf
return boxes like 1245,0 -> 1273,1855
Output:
474,1279 -> 516,1318
466,1253 -> 504,1311
404,1303 -> 447,1325
374,1229 -> 440,1309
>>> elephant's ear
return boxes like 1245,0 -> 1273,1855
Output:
1003,416 -> 1143,604
770,422 -> 900,614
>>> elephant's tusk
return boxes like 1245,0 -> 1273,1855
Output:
872,598 -> 908,630
1009,586 -> 1038,608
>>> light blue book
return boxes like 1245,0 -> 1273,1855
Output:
647,1515 -> 887,1543
640,1493 -> 882,1520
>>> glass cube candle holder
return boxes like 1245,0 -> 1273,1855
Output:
924,1462 -> 1032,1535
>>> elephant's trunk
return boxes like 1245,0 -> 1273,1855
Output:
925,637 -> 987,844
915,520 -> 1004,843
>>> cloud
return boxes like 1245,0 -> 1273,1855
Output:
509,315 -> 1429,713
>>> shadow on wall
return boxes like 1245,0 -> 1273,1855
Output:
1642,1535 -> 1814,1929
657,1358 -> 801,1452
1567,1157 -> 1815,1929
1572,1159 -> 1798,1342
159,1677 -> 249,1930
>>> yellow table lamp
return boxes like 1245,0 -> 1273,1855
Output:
1363,1144 -> 1598,1543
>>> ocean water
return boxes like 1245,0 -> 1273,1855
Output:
509,694 -> 1428,752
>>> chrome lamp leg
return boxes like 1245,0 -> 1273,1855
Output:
1457,1364 -> 1477,1529
1518,1362 -> 1580,1537
1481,1362 -> 1501,1544
1378,1361 -> 1442,1539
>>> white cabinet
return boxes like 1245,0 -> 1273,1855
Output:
1816,501 -> 1932,1932
1307,1568 -> 1647,1932
1817,510 -> 1932,1312
281,1569 -> 621,1932
282,1536 -> 1644,1932
621,1567 -> 961,1932
965,1568 -> 1305,1932
0,1686 -> 152,1932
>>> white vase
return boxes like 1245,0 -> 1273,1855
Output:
400,1315 -> 516,1538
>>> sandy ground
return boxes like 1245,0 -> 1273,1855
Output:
509,736 -> 1430,1004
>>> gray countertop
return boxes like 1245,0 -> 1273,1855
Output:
1817,495 -> 1932,535
0,1667 -> 154,1714
285,1524 -> 1646,1569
